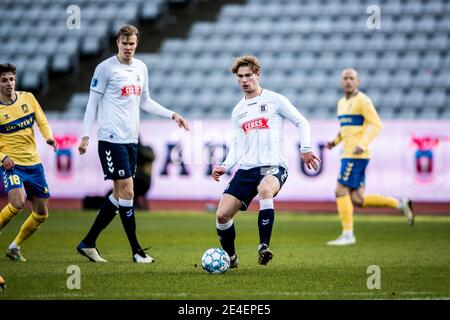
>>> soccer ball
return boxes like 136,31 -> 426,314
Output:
201,248 -> 230,274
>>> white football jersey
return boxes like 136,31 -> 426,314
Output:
222,89 -> 311,172
89,56 -> 152,143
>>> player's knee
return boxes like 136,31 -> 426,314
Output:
11,198 -> 26,210
351,195 -> 364,207
335,190 -> 348,198
258,187 -> 274,199
118,185 -> 134,199
216,210 -> 232,224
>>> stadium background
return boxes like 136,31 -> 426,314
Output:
0,0 -> 449,214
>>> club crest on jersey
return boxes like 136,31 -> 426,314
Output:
121,85 -> 142,96
21,104 -> 29,113
260,104 -> 267,112
241,117 -> 270,134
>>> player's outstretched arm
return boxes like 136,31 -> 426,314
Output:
212,166 -> 226,182
301,151 -> 321,171
78,137 -> 89,155
172,112 -> 190,131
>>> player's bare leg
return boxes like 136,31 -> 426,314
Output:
256,175 -> 280,265
216,194 -> 241,268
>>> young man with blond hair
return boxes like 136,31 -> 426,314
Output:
77,25 -> 189,263
212,55 -> 320,267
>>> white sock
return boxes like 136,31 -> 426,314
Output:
259,198 -> 274,210
216,220 -> 234,230
343,230 -> 354,237
9,242 -> 19,250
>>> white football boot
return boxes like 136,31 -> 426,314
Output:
326,233 -> 356,246
401,198 -> 415,226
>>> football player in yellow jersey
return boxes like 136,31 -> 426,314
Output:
326,68 -> 414,246
0,63 -> 57,261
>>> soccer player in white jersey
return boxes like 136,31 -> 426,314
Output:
76,25 -> 189,263
212,55 -> 320,267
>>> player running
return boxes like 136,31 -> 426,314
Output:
0,63 -> 57,262
326,68 -> 414,246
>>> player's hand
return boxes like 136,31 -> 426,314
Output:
212,166 -> 226,182
1,156 -> 14,170
353,146 -> 364,155
78,137 -> 89,155
326,141 -> 336,149
172,113 -> 190,131
301,151 -> 321,171
47,138 -> 58,152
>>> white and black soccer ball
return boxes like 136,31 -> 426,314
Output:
201,248 -> 230,274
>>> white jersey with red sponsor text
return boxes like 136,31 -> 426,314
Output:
222,89 -> 311,172
89,55 -> 149,144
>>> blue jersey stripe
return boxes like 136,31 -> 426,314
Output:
0,113 -> 35,134
338,114 -> 364,126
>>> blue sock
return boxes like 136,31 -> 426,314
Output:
216,220 -> 236,257
258,199 -> 275,246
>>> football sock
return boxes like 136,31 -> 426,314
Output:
258,199 -> 275,247
118,198 -> 141,254
0,203 -> 22,231
82,194 -> 118,247
336,195 -> 353,232
13,211 -> 47,246
363,194 -> 399,209
216,220 -> 236,257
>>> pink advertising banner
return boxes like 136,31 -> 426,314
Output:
36,120 -> 450,202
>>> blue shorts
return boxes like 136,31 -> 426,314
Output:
224,166 -> 288,211
1,163 -> 50,198
98,140 -> 137,180
337,158 -> 370,189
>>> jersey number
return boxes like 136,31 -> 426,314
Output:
8,175 -> 21,186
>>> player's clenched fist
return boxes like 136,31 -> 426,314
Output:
78,137 -> 89,155
212,166 -> 226,182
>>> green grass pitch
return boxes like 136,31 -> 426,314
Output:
0,210 -> 449,300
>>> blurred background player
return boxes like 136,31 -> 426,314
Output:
134,139 -> 155,211
0,63 -> 57,262
326,68 -> 415,246
212,55 -> 320,267
77,25 -> 189,263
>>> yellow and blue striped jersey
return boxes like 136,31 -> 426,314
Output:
0,91 -> 53,166
332,91 -> 382,159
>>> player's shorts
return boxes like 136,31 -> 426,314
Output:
98,140 -> 137,180
224,166 -> 288,211
337,158 -> 370,189
0,163 -> 50,198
